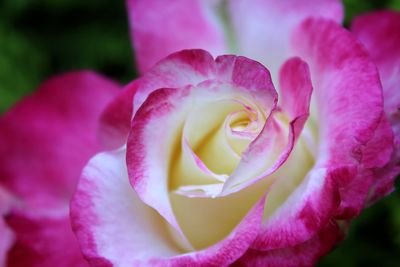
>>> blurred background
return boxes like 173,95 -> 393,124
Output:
0,0 -> 399,266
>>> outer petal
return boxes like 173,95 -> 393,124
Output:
228,0 -> 343,82
71,149 -> 265,267
233,220 -> 343,267
127,0 -> 226,73
351,10 -> 400,201
291,18 -> 392,217
351,11 -> 400,119
251,167 -> 340,250
6,214 -> 88,267
0,71 -> 120,213
128,0 -> 343,82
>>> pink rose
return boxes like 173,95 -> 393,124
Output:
0,72 -> 120,266
0,1 -> 398,267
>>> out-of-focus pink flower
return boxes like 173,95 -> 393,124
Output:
0,72 -> 120,266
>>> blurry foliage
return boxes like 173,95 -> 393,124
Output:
0,0 -> 135,112
342,0 -> 400,24
0,0 -> 399,266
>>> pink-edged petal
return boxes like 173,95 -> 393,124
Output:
233,220 -> 343,267
292,18 -> 386,166
127,87 -> 192,234
133,50 -> 277,118
351,11 -> 400,202
71,149 -> 183,266
6,213 -> 88,267
351,11 -> 400,119
72,148 -> 266,266
215,55 -> 277,106
228,0 -> 343,81
128,0 -> 343,82
251,167 -> 340,250
334,116 -> 393,218
127,0 -> 226,73
98,80 -> 139,150
222,57 -> 312,195
132,49 -> 216,115
0,71 -> 120,214
279,58 -> 313,119
369,160 -> 400,204
291,18 -> 393,216
362,115 -> 397,205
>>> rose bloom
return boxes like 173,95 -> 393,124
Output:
0,0 -> 399,267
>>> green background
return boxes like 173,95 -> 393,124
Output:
0,0 -> 399,266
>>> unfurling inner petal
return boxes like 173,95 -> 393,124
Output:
170,97 -> 267,192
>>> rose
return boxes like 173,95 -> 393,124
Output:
69,19 -> 394,267
0,2 -> 398,267
72,50 -> 313,266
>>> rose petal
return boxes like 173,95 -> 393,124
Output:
251,167 -> 340,250
292,18 -> 393,217
6,213 -> 88,267
0,71 -> 120,214
233,220 -> 343,267
279,58 -> 313,120
351,10 -> 400,202
72,148 -> 266,266
128,0 -> 343,83
221,57 -> 312,195
132,49 -> 216,115
357,115 -> 395,207
127,0 -> 226,73
228,0 -> 343,83
351,10 -> 400,120
292,18 -> 385,166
